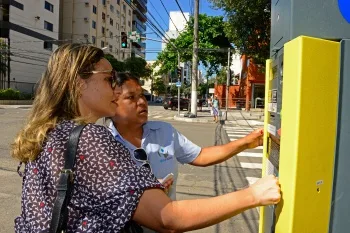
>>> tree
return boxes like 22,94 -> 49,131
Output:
104,54 -> 125,72
215,67 -> 228,84
209,0 -> 271,64
104,54 -> 152,80
155,14 -> 232,76
151,77 -> 166,96
124,56 -> 152,79
0,39 -> 9,77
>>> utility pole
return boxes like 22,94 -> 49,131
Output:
177,51 -> 181,116
191,0 -> 199,116
7,38 -> 10,89
225,48 -> 231,120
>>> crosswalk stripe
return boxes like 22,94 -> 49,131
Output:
240,162 -> 262,169
237,152 -> 262,158
246,177 -> 260,185
227,133 -> 247,137
152,116 -> 162,118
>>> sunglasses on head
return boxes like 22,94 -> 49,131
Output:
81,69 -> 118,90
133,148 -> 152,173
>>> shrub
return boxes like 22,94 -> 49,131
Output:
0,88 -> 33,100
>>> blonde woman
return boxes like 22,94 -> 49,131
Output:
12,43 -> 280,232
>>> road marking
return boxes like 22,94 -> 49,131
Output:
237,152 -> 262,158
246,177 -> 260,185
152,116 -> 162,118
240,162 -> 262,169
227,133 -> 249,137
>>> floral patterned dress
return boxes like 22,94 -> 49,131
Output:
15,120 -> 162,232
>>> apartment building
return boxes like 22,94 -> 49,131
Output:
60,0 -> 133,61
0,0 -> 60,93
131,0 -> 146,58
161,11 -> 190,85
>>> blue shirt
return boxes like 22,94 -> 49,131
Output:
108,120 -> 201,200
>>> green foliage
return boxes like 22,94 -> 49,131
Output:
124,56 -> 152,79
151,77 -> 166,96
104,54 -> 125,72
104,54 -> 152,80
0,40 -> 9,75
215,67 -> 228,84
209,0 -> 270,64
0,88 -> 33,100
155,14 -> 232,76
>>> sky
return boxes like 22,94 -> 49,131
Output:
144,0 -> 224,61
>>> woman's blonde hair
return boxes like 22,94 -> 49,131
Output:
11,43 -> 104,162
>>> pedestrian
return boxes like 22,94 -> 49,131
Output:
207,97 -> 213,115
105,74 -> 275,221
11,44 -> 280,233
212,95 -> 220,123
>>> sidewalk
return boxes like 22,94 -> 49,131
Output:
173,107 -> 264,126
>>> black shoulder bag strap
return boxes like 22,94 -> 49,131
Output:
49,124 -> 86,233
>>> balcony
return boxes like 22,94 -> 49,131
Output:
132,0 -> 147,13
132,22 -> 146,33
132,39 -> 146,48
133,9 -> 146,22
132,47 -> 145,58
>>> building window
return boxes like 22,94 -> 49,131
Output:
115,48 -> 119,55
92,36 -> 96,44
129,9 -> 131,16
44,21 -> 53,31
101,41 -> 105,47
123,4 -> 126,12
102,12 -> 106,20
117,0 -> 120,5
122,18 -> 125,25
92,20 -> 96,29
128,21 -> 130,27
102,0 -> 106,5
45,1 -> 54,12
110,5 -> 114,12
116,23 -> 119,30
110,31 -> 113,38
109,45 -> 113,52
102,26 -> 105,34
43,41 -> 53,51
12,0 -> 24,10
110,18 -> 113,26
93,5 -> 97,14
122,52 -> 125,59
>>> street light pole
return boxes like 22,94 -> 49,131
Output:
177,51 -> 181,116
191,0 -> 199,116
225,47 -> 231,120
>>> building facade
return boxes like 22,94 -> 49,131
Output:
0,0 -> 60,93
161,11 -> 190,85
60,0 -> 133,61
131,0 -> 146,58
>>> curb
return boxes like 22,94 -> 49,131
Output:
173,115 -> 217,123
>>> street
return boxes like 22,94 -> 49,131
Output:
0,105 -> 262,233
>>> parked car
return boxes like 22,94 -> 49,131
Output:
163,97 -> 189,110
155,97 -> 163,103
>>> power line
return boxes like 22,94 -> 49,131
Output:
11,60 -> 47,67
158,0 -> 180,33
174,0 -> 189,24
148,0 -> 169,31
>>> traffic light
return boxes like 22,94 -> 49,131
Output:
176,67 -> 182,79
121,32 -> 128,48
